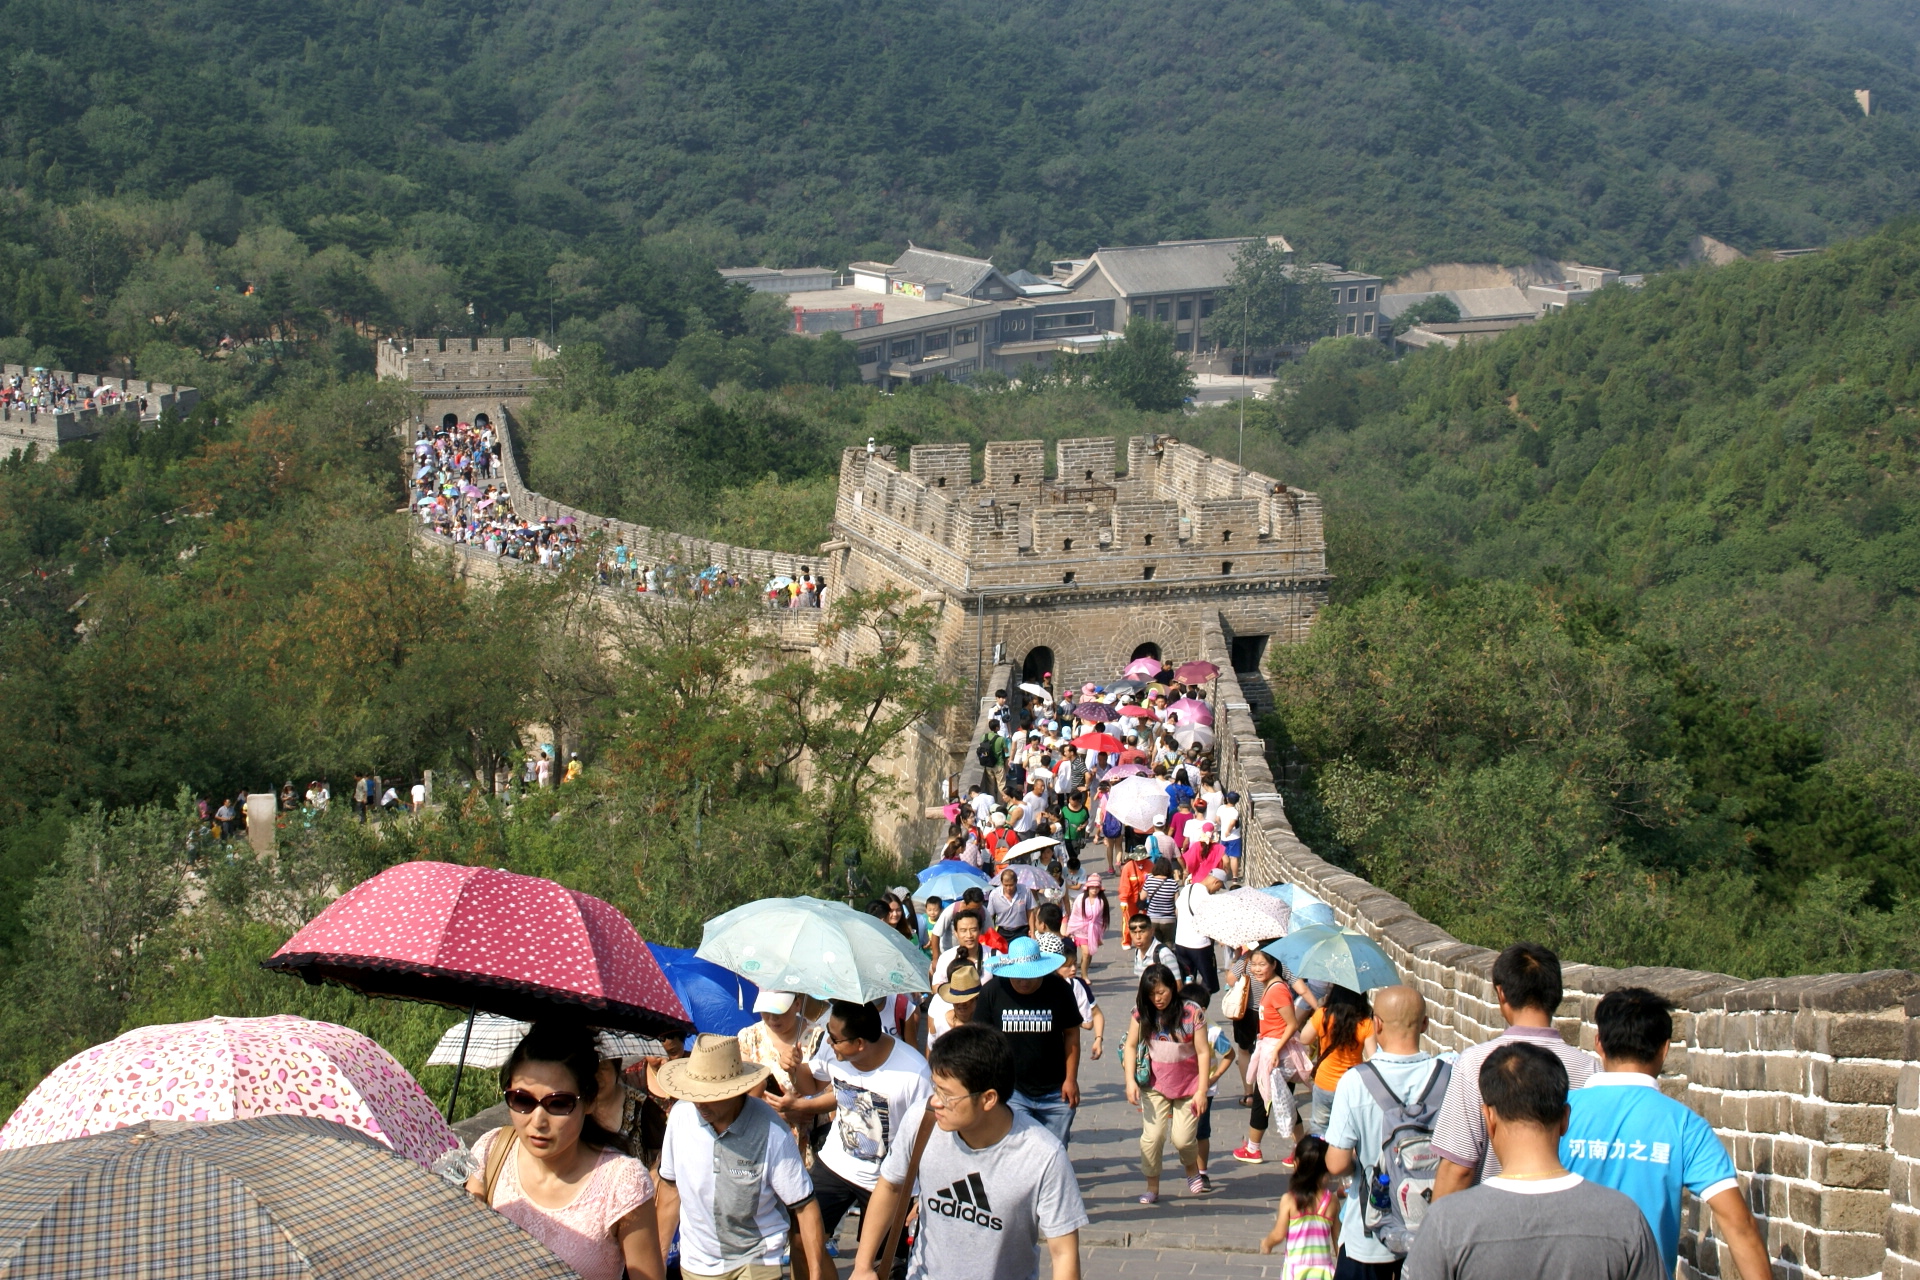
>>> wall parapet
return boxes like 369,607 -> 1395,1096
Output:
1197,615 -> 1920,1280
444,400 -> 830,590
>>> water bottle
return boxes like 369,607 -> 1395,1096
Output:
1370,1172 -> 1393,1213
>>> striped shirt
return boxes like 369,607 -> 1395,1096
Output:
1141,875 -> 1180,920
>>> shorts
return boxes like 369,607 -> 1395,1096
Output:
1197,1104 -> 1212,1142
682,1266 -> 784,1280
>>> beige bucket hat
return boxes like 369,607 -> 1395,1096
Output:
655,1034 -> 774,1102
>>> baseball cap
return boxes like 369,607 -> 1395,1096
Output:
751,991 -> 797,1015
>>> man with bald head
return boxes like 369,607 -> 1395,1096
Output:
1324,985 -> 1450,1278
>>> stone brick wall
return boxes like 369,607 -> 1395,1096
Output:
0,367 -> 196,455
1196,614 -> 1920,1279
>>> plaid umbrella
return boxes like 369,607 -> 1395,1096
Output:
0,1115 -> 576,1279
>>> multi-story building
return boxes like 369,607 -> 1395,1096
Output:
723,238 -> 1384,387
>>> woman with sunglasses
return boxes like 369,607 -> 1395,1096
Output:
467,1022 -> 665,1280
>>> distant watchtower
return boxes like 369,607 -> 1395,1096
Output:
826,433 -> 1328,713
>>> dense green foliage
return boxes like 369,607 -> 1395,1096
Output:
0,0 -> 1909,392
1171,224 -> 1920,975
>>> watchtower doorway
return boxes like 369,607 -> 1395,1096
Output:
1021,647 -> 1055,691
1130,642 -> 1162,663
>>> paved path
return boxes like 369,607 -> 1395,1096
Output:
1063,932 -> 1290,1279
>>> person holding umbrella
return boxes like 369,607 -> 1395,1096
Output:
657,1034 -> 835,1280
467,1023 -> 665,1280
787,1001 -> 933,1277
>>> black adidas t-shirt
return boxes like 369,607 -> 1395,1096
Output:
973,974 -> 1084,1097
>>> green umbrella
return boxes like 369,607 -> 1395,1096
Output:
696,896 -> 931,1002
1262,924 -> 1401,991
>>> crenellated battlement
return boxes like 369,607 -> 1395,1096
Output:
376,336 -> 555,399
832,434 -> 1328,594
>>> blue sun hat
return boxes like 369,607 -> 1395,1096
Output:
991,934 -> 1065,979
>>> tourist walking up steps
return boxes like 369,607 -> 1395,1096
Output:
1123,963 -> 1211,1205
1404,1044 -> 1664,1280
1431,942 -> 1597,1195
656,1034 -> 834,1280
787,1000 -> 932,1279
1321,985 -> 1447,1278
972,936 -> 1083,1143
850,1024 -> 1087,1280
1562,988 -> 1771,1280
466,1023 -> 665,1280
1259,1135 -> 1339,1274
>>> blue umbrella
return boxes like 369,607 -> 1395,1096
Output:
646,943 -> 760,1035
1261,925 -> 1400,992
697,896 -> 931,1001
918,859 -> 990,885
1257,884 -> 1336,927
911,871 -> 992,904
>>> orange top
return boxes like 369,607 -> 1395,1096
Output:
1307,1010 -> 1375,1092
1257,982 -> 1296,1041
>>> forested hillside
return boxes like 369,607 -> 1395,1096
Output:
1175,225 -> 1920,976
0,0 -> 1911,395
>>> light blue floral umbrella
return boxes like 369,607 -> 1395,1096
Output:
917,859 -> 989,885
697,896 -> 931,1001
1261,924 -> 1400,992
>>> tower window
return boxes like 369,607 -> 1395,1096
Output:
1222,530 -> 1232,543
1143,533 -> 1154,547
1222,560 -> 1234,574
1143,566 -> 1156,580
1063,571 -> 1075,584
1063,538 -> 1074,551
1012,473 -> 1021,485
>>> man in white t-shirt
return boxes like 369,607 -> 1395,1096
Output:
789,1000 -> 934,1274
658,1034 -> 833,1280
851,1024 -> 1087,1280
1213,792 -> 1242,882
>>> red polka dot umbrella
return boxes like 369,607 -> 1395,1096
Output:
263,862 -> 692,1038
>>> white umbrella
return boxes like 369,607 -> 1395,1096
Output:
1005,834 -> 1062,862
427,1015 -> 665,1068
1018,682 -> 1053,703
1105,775 -> 1171,829
1173,723 -> 1216,750
1000,863 -> 1060,892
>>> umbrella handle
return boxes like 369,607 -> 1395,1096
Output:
444,1006 -> 478,1122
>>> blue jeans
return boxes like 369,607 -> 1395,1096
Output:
1012,1089 -> 1074,1144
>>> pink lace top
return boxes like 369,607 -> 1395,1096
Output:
476,1129 -> 654,1280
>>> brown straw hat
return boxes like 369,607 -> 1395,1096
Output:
655,1033 -> 773,1102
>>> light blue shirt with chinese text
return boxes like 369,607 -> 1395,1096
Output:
1561,1072 -> 1739,1277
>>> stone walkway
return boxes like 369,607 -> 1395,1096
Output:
1060,932 -> 1293,1280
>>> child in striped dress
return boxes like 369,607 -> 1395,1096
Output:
1259,1135 -> 1340,1278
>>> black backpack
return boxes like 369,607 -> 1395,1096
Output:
977,738 -> 995,767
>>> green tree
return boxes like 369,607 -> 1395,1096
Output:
1390,294 -> 1462,334
1052,317 -> 1196,412
1211,242 -> 1339,352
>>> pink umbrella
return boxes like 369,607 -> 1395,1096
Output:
264,862 -> 691,1037
1101,763 -> 1151,780
1167,698 -> 1215,726
1123,656 -> 1163,678
0,1015 -> 458,1168
1175,660 -> 1219,683
1117,705 -> 1155,718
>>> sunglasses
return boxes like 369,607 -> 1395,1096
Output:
502,1088 -> 581,1116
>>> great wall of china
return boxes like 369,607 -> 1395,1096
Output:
391,336 -> 1920,1280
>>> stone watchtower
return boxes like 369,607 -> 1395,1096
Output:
825,433 -> 1329,843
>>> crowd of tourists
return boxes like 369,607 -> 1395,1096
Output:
413,412 -> 826,608
441,652 -> 1774,1280
0,368 -> 143,414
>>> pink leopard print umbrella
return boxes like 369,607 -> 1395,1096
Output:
0,1015 -> 458,1166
